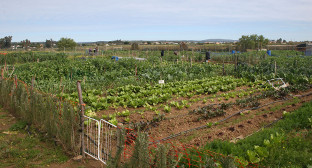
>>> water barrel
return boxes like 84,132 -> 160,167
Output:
115,57 -> 119,61
232,50 -> 236,54
267,50 -> 271,56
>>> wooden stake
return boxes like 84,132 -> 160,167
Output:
274,61 -> 277,76
77,81 -> 85,157
223,62 -> 225,76
31,76 -> 35,89
190,58 -> 192,67
1,68 -> 3,80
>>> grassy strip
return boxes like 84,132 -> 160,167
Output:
0,108 -> 68,167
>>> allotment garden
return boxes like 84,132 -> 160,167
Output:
0,50 -> 312,167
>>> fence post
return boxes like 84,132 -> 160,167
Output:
77,81 -> 85,157
223,62 -> 225,76
190,57 -> 192,67
135,64 -> 137,78
1,68 -> 3,80
14,75 -> 17,87
274,61 -> 277,76
31,76 -> 35,89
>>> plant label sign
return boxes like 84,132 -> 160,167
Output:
159,80 -> 165,84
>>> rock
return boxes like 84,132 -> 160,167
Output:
72,155 -> 83,161
236,135 -> 244,140
230,139 -> 236,143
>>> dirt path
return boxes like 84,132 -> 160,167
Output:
0,107 -> 104,168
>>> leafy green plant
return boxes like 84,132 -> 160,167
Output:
247,150 -> 260,163
206,122 -> 213,128
308,117 -> 312,128
163,105 -> 171,113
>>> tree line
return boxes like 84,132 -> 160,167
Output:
0,36 -> 77,50
1,34 -> 289,51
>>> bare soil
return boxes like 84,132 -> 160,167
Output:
98,87 -> 312,147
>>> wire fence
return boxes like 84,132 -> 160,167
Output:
0,70 -> 81,155
109,127 -> 262,168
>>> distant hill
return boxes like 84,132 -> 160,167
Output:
201,39 -> 237,43
76,39 -> 238,44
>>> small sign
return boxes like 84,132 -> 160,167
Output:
159,80 -> 165,84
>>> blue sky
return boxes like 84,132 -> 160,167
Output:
1,0 -> 311,42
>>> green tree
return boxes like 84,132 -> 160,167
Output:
45,39 -> 54,48
131,42 -> 139,50
180,42 -> 188,50
237,34 -> 269,51
276,38 -> 282,44
21,39 -> 31,49
57,37 -> 77,50
0,36 -> 13,49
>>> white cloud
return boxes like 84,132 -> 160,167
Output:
1,0 -> 311,22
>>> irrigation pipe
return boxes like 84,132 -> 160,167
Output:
244,91 -> 312,139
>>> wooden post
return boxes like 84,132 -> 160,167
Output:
190,58 -> 192,67
1,68 -> 3,80
14,75 -> 17,88
234,53 -> 237,71
274,61 -> 277,76
192,49 -> 194,63
31,76 -> 35,89
77,81 -> 85,157
223,62 -> 225,76
59,77 -> 63,92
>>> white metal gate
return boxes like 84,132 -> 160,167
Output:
83,116 -> 117,164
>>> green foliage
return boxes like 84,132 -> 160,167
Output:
108,130 -> 182,168
191,104 -> 226,120
0,36 -> 12,49
163,105 -> 171,113
45,39 -> 54,48
126,132 -> 149,168
0,125 -> 68,167
0,52 -> 67,65
233,55 -> 312,86
21,39 -> 31,49
131,43 -> 139,50
237,34 -> 269,51
9,121 -> 27,131
198,100 -> 312,167
13,56 -> 221,95
179,42 -> 188,50
57,37 -> 77,50
0,79 -> 80,154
